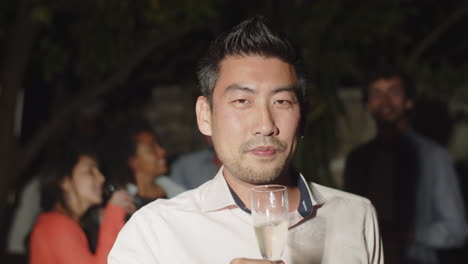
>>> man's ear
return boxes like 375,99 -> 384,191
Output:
196,96 -> 212,136
405,99 -> 414,111
128,157 -> 136,170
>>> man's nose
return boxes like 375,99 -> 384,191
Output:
155,145 -> 166,158
252,104 -> 279,136
380,92 -> 393,104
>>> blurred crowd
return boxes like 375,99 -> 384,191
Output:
6,117 -> 221,263
3,20 -> 468,264
5,65 -> 467,264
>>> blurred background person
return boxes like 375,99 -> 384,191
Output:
100,118 -> 185,210
7,177 -> 41,255
29,136 -> 135,264
344,66 -> 468,264
170,135 -> 222,189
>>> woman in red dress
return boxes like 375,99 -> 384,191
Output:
29,138 -> 135,264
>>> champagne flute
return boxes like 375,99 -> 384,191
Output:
251,185 -> 289,261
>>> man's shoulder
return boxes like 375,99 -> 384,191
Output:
137,181 -> 212,216
408,130 -> 448,154
146,191 -> 198,213
347,139 -> 377,159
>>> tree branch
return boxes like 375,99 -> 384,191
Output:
0,0 -> 41,233
17,24 -> 194,179
405,4 -> 468,71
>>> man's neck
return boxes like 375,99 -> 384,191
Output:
376,118 -> 408,144
223,167 -> 301,213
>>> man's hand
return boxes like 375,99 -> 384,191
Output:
230,258 -> 284,264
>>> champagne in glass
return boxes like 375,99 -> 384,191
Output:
251,185 -> 289,261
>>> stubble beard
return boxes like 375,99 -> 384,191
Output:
374,109 -> 408,132
229,160 -> 287,185
217,136 -> 294,185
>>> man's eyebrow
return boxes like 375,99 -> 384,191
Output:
272,86 -> 297,94
224,84 -> 298,96
224,84 -> 255,94
389,84 -> 403,90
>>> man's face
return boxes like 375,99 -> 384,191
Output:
196,55 -> 301,185
129,131 -> 167,177
367,76 -> 413,126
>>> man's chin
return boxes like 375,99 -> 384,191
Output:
246,177 -> 276,185
241,167 -> 282,185
376,115 -> 400,126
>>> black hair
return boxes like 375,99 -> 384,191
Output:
99,118 -> 158,187
362,65 -> 416,105
197,16 -> 308,110
40,136 -> 98,212
197,16 -> 309,134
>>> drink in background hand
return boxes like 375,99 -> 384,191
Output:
103,182 -> 117,203
251,185 -> 289,261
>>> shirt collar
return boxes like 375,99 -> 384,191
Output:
200,167 -> 238,212
200,167 -> 325,218
297,174 -> 314,217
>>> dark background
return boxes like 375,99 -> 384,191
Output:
1,0 -> 468,262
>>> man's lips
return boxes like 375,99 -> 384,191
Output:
380,107 -> 394,114
250,146 -> 277,156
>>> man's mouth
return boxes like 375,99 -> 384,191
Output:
250,146 -> 277,156
378,106 -> 397,118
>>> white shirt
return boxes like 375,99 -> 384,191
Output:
109,169 -> 383,264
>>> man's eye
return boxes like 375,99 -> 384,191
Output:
274,100 -> 292,107
388,89 -> 401,97
233,99 -> 248,104
370,89 -> 382,96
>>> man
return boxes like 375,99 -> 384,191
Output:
109,17 -> 382,264
344,67 -> 468,264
